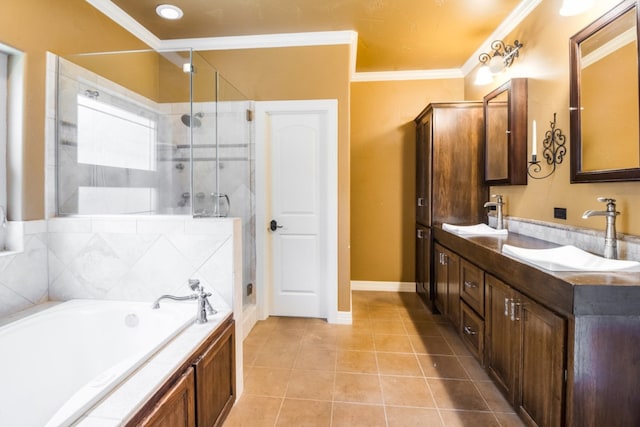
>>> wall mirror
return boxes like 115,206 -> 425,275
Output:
483,78 -> 528,185
570,0 -> 640,182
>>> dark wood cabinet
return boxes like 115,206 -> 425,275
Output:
485,273 -> 566,427
414,103 -> 488,309
196,320 -> 236,427
434,243 -> 460,329
130,318 -> 235,427
139,369 -> 196,427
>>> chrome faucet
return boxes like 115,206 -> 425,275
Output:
152,278 -> 217,324
484,194 -> 505,230
582,197 -> 620,259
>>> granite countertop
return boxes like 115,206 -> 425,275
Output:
433,225 -> 640,316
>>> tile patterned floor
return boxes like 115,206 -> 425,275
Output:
224,291 -> 525,427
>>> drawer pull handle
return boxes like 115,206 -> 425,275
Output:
417,197 -> 426,207
463,326 -> 477,336
504,298 -> 510,317
464,281 -> 477,289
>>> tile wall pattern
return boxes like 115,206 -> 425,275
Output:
0,221 -> 49,318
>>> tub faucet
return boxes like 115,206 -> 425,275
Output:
484,194 -> 505,230
582,197 -> 620,259
152,279 -> 217,324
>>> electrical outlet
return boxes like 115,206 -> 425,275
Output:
554,207 -> 567,220
247,283 -> 253,296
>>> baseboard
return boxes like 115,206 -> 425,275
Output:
241,304 -> 258,341
350,280 -> 415,292
333,310 -> 352,325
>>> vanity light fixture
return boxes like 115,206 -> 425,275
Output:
527,113 -> 567,179
474,40 -> 524,85
156,4 -> 184,20
559,0 -> 595,16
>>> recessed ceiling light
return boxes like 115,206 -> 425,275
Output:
156,4 -> 183,20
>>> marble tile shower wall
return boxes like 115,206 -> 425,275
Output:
0,222 -> 49,318
47,217 -> 237,311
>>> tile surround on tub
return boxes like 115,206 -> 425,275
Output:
489,215 -> 640,261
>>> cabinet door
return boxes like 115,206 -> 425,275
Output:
139,368 -> 196,427
516,295 -> 566,427
445,250 -> 460,330
416,225 -> 431,306
415,112 -> 431,226
485,274 -> 516,404
434,243 -> 448,315
196,321 -> 236,427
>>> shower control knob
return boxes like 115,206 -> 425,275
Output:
269,220 -> 283,232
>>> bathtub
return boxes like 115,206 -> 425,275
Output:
0,299 -> 196,427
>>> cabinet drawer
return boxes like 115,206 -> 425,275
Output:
460,259 -> 484,316
460,301 -> 484,364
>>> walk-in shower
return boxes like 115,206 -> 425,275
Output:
55,49 -> 256,307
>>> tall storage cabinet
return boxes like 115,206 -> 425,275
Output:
414,102 -> 487,310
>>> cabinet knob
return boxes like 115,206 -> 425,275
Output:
463,326 -> 477,336
417,197 -> 426,207
510,300 -> 521,321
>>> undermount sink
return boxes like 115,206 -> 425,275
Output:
502,244 -> 640,272
442,223 -> 508,236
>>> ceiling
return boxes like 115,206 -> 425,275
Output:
107,0 -> 524,73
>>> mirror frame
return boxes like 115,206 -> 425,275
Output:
569,0 -> 640,182
483,78 -> 528,185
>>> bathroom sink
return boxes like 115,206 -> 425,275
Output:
501,244 -> 640,272
442,223 -> 508,236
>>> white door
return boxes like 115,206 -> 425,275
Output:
255,100 -> 338,320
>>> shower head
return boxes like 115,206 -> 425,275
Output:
181,112 -> 204,128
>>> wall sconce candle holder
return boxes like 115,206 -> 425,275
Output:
527,113 -> 566,179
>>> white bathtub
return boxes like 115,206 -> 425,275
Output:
0,299 -> 196,427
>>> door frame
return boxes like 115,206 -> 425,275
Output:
254,99 -> 338,323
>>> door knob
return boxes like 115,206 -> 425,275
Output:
269,219 -> 283,232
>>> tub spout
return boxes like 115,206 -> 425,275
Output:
151,279 -> 217,324
151,293 -> 197,309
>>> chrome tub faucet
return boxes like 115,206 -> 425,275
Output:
582,197 -> 620,259
152,278 -> 217,324
484,194 -> 505,230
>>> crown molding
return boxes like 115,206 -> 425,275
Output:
352,68 -> 464,82
461,0 -> 542,76
86,0 -> 162,49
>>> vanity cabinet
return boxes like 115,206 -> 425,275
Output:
131,318 -> 235,427
434,243 -> 460,329
138,369 -> 196,427
485,275 -> 565,427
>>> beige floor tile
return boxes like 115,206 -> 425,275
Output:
334,373 -> 383,404
294,346 -> 337,371
372,319 -> 408,335
275,398 -> 332,427
377,352 -> 422,376
336,350 -> 378,373
458,356 -> 491,381
368,307 -> 402,320
243,342 -> 261,367
331,402 -> 386,427
409,335 -> 454,355
300,330 -> 338,350
380,375 -> 436,407
337,332 -> 375,351
439,410 -> 500,427
428,379 -> 490,411
403,320 -> 442,336
254,343 -> 299,369
385,406 -> 443,427
374,334 -> 414,353
223,394 -> 282,427
417,354 -> 469,379
475,381 -> 514,412
286,369 -> 335,401
243,366 -> 291,397
494,411 -> 526,427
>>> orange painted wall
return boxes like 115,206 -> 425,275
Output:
465,0 -> 640,238
350,79 -> 464,282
